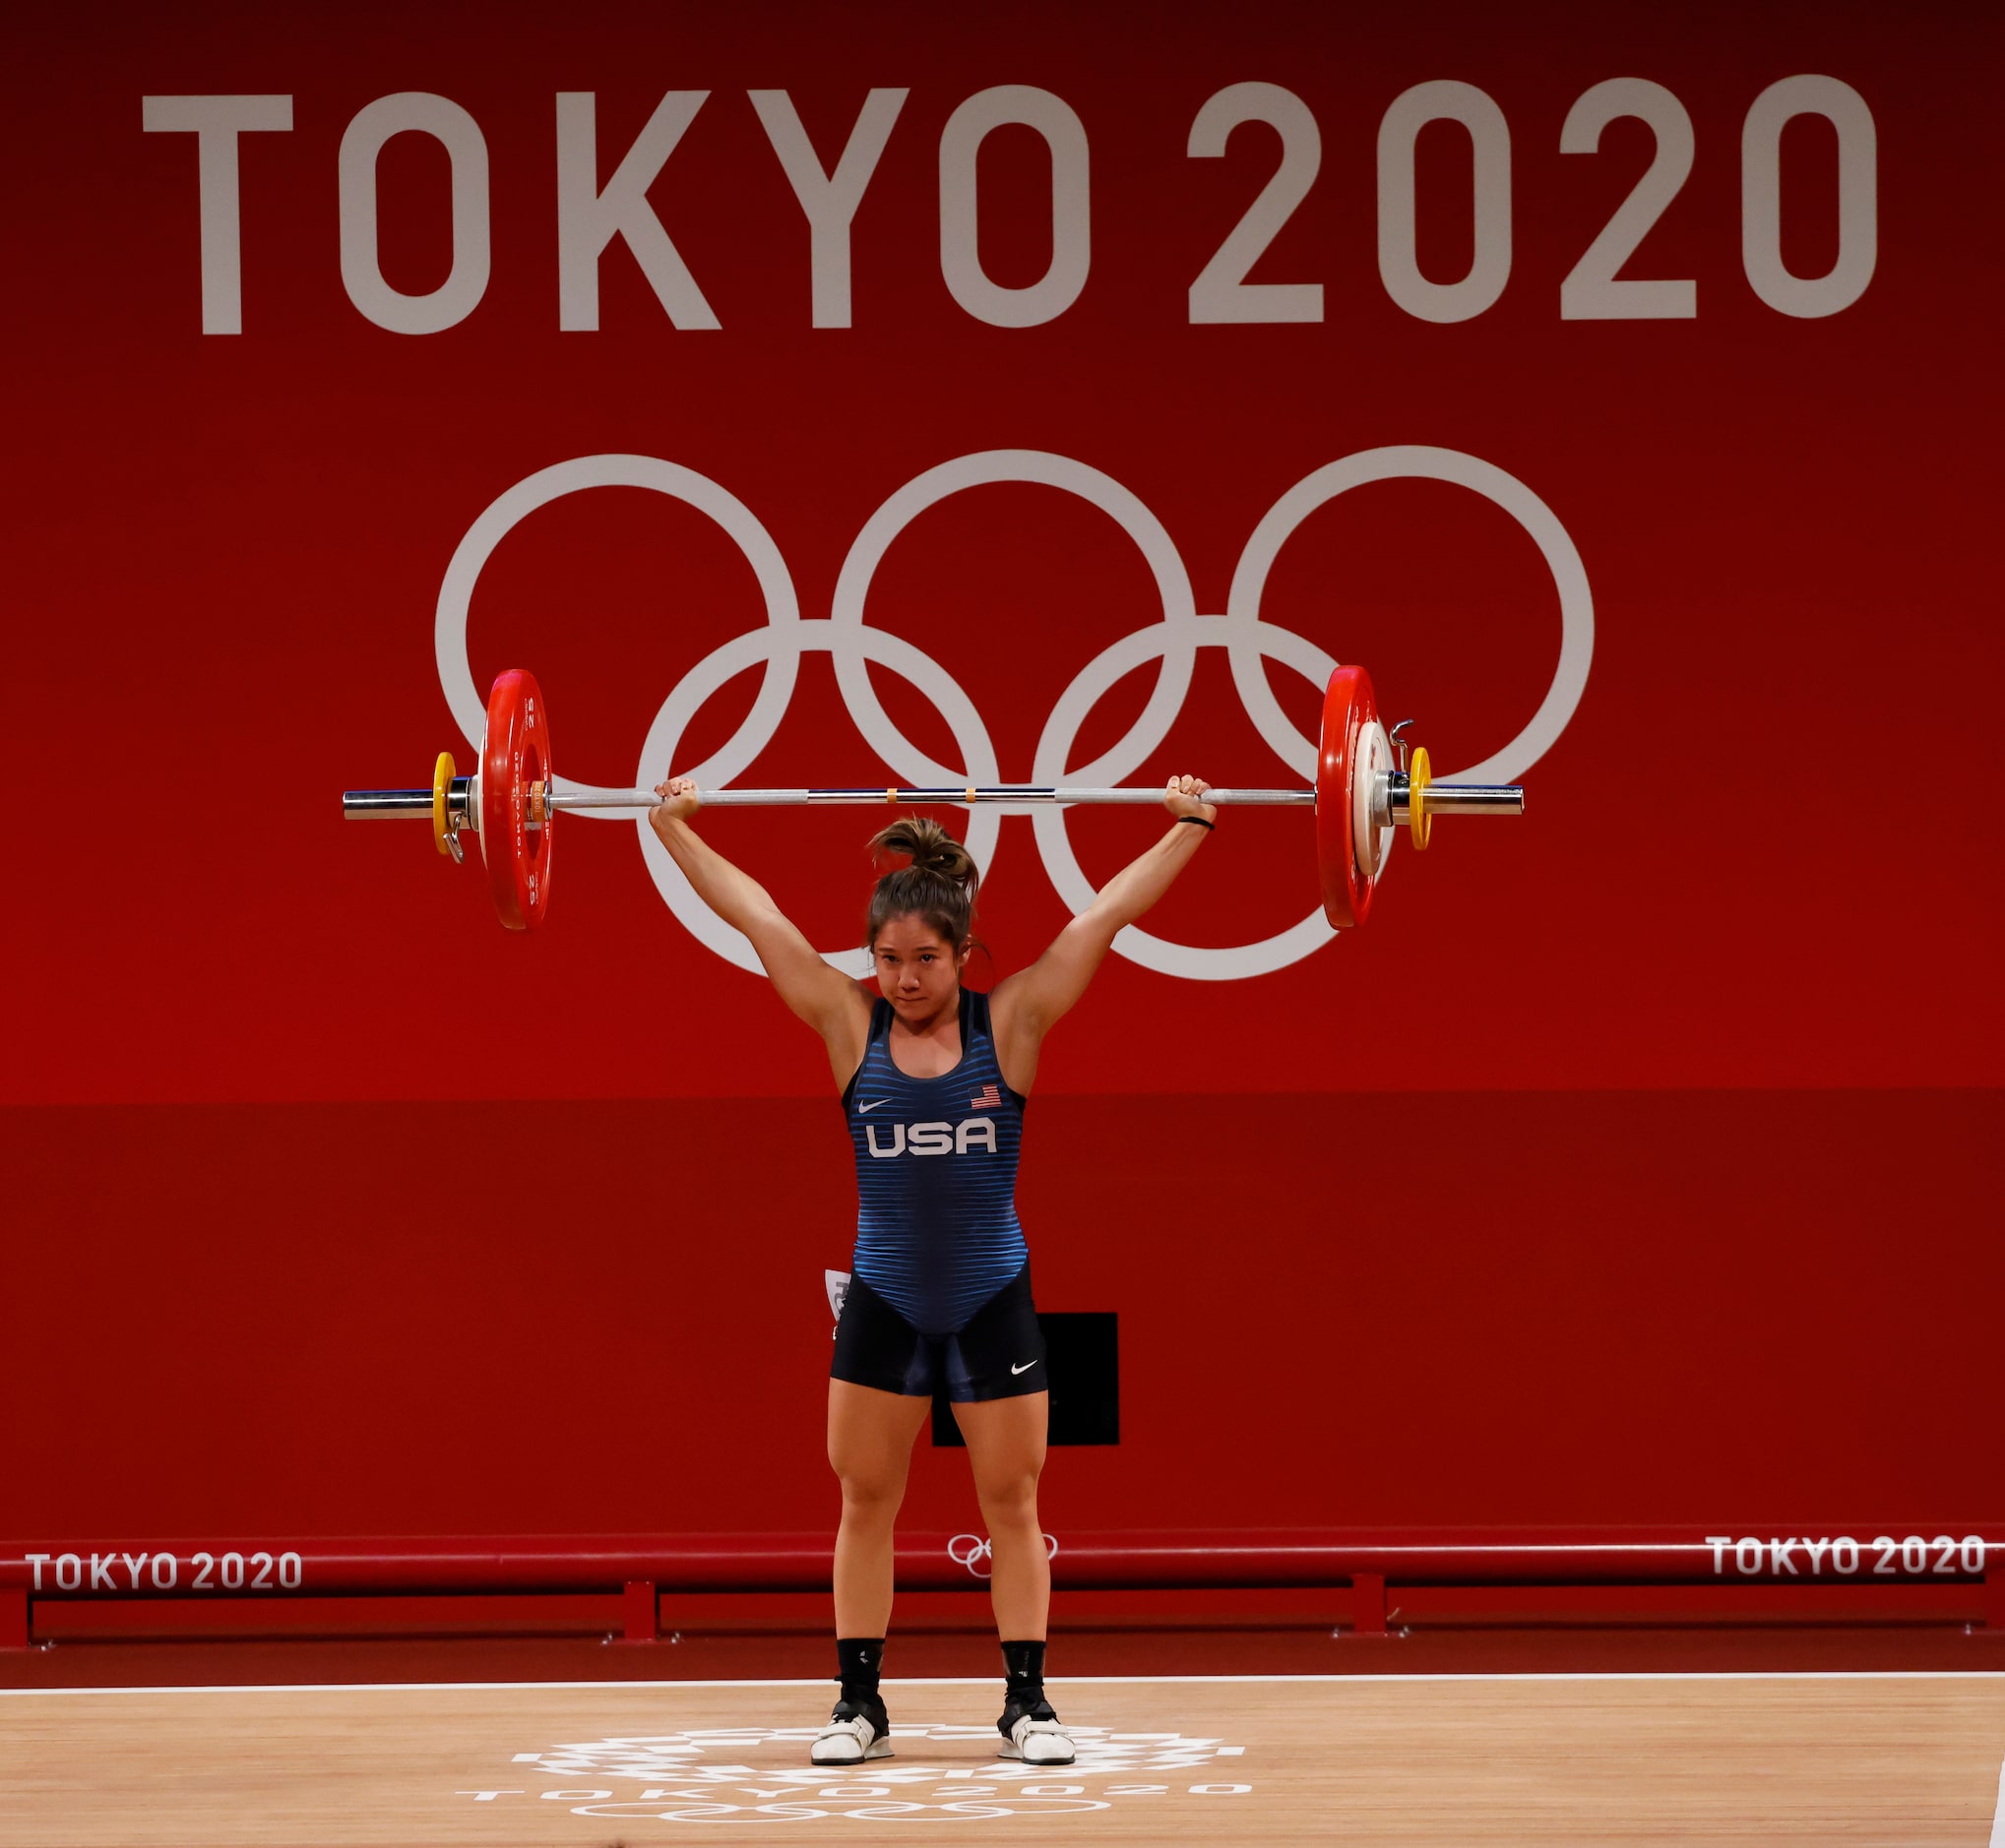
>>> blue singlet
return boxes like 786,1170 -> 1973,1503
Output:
842,988 -> 1028,1335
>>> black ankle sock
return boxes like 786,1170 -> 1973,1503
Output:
1001,1637 -> 1046,1699
836,1636 -> 886,1724
999,1637 -> 1053,1732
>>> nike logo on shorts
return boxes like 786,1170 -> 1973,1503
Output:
1011,1359 -> 1038,1375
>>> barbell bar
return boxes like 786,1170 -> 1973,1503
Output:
342,665 -> 1525,932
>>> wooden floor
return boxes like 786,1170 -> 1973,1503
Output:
4,1673 -> 2003,1845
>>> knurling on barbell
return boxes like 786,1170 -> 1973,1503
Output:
341,665 -> 1524,934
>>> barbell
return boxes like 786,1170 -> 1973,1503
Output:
342,665 -> 1525,932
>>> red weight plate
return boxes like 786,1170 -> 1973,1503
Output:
480,668 -> 553,931
1315,664 -> 1378,929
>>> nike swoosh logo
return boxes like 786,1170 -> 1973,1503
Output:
858,1099 -> 890,1112
1011,1359 -> 1038,1375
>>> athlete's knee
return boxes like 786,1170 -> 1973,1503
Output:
835,1460 -> 908,1520
974,1466 -> 1042,1527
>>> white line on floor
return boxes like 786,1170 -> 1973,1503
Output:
1988,1756 -> 2005,1848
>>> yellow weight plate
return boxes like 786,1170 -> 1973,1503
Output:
432,751 -> 456,856
1409,745 -> 1432,851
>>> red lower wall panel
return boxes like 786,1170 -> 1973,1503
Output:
1386,1584 -> 1983,1629
2,1090 -> 1998,1542
32,1594 -> 626,1642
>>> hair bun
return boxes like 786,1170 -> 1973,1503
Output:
873,817 -> 974,883
863,816 -> 980,951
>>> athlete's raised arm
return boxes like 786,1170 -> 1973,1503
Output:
650,778 -> 871,1081
989,775 -> 1215,1091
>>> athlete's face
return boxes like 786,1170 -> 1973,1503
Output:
870,913 -> 968,1025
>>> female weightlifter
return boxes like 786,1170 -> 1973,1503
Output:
649,775 -> 1217,1767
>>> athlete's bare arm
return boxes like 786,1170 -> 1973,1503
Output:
650,778 -> 872,1083
989,775 -> 1216,1093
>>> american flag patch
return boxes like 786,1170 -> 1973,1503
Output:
970,1082 -> 1002,1109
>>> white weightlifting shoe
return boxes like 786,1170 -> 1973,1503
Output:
999,1711 -> 1076,1765
810,1702 -> 892,1765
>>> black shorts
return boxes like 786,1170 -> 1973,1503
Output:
832,1263 -> 1047,1403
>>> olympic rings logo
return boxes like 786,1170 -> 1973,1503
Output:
948,1532 -> 1060,1577
435,447 -> 1592,981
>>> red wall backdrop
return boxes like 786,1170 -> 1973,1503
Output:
4,0 -> 1999,1552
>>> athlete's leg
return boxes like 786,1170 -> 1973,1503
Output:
827,1378 -> 932,1636
951,1389 -> 1050,1639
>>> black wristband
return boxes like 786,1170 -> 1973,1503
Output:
1176,815 -> 1215,831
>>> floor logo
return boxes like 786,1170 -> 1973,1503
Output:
464,1721 -> 1254,1821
